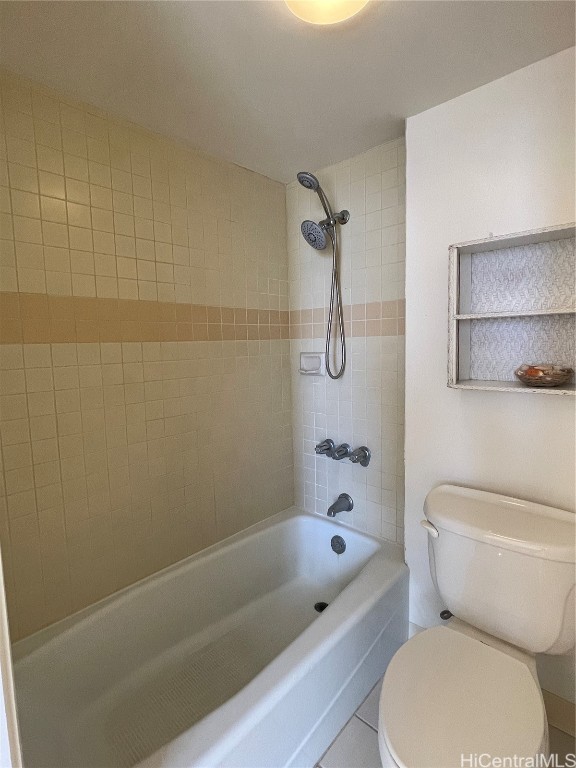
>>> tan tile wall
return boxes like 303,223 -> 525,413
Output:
0,292 -> 290,344
0,69 -> 407,639
289,299 -> 405,339
0,71 -> 292,639
0,70 -> 288,310
0,339 -> 292,639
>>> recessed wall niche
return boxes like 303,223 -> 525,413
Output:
448,224 -> 576,395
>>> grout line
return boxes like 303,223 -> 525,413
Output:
317,710 -> 379,768
355,712 -> 378,733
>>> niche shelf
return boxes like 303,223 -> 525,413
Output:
448,223 -> 576,395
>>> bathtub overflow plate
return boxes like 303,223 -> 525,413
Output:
331,535 -> 346,555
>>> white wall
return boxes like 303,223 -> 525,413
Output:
405,48 -> 575,701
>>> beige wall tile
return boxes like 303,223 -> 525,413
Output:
0,69 -> 292,640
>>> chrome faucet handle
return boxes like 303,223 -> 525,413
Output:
349,446 -> 371,468
315,439 -> 335,457
332,443 -> 351,460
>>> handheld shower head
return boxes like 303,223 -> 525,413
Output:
296,171 -> 348,379
301,220 -> 327,250
297,170 -> 334,222
297,171 -> 320,191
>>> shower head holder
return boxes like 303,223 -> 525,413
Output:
319,210 -> 350,229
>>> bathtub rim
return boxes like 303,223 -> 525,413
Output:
12,506 -> 404,662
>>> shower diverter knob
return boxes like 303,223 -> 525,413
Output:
332,443 -> 352,460
349,446 -> 371,467
315,439 -> 335,456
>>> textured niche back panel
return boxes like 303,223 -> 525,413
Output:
469,314 -> 576,381
469,237 -> 575,314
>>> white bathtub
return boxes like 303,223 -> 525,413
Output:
13,508 -> 408,768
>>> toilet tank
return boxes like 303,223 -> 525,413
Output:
423,485 -> 575,655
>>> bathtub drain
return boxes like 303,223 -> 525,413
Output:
331,535 -> 346,554
314,602 -> 329,613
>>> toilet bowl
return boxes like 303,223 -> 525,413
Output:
378,624 -> 548,768
377,484 -> 575,768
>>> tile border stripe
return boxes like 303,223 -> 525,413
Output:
0,292 -> 404,343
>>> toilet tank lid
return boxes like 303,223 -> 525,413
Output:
424,484 -> 575,563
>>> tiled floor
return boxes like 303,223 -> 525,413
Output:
317,678 -> 575,768
316,680 -> 382,768
550,727 -> 576,762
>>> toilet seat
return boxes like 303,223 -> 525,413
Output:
378,626 -> 546,768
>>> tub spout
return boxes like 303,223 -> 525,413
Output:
327,493 -> 353,517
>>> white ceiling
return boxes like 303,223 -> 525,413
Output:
0,1 -> 574,182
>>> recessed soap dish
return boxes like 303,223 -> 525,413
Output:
299,352 -> 326,376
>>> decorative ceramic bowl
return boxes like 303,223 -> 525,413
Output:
514,364 -> 574,388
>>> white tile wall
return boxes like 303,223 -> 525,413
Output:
287,140 -> 406,542
287,141 -> 405,312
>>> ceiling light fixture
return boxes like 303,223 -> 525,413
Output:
284,0 -> 370,25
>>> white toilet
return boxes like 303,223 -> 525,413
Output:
378,484 -> 575,768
